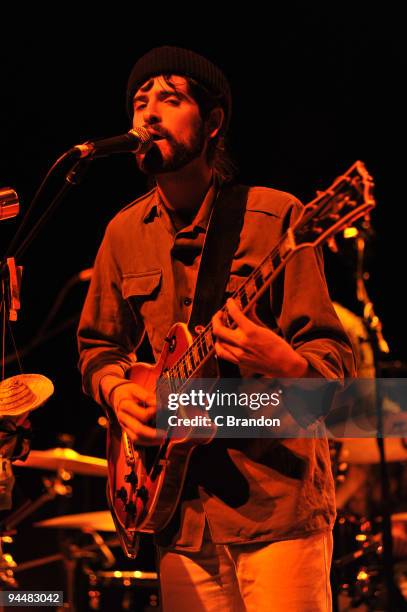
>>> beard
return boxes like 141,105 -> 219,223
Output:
136,120 -> 207,176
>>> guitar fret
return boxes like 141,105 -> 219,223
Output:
262,258 -> 274,278
197,341 -> 205,361
180,359 -> 188,378
180,362 -> 188,380
200,333 -> 211,356
185,353 -> 193,375
200,336 -> 208,355
245,277 -> 257,300
174,335 -> 207,383
238,288 -> 249,309
205,331 -> 214,350
254,271 -> 264,291
188,349 -> 196,370
224,309 -> 233,328
271,251 -> 281,269
192,343 -> 200,366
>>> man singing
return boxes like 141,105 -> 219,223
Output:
78,46 -> 355,611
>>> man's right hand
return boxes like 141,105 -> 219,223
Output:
101,376 -> 163,445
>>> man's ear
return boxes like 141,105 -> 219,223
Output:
206,107 -> 225,140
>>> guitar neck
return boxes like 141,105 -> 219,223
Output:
163,161 -> 375,393
165,226 -> 298,392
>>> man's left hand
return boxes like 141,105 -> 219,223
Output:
212,298 -> 308,378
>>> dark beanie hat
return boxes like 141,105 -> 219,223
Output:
126,46 -> 232,130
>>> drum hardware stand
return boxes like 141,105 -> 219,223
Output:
10,533 -> 117,575
1,471 -> 73,533
11,533 -> 118,612
3,478 -> 118,612
1,465 -> 116,611
354,228 -> 405,609
0,470 -> 72,593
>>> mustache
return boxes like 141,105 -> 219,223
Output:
146,127 -> 173,141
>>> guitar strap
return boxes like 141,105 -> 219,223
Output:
188,182 -> 249,334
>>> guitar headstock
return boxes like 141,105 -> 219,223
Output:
295,161 -> 376,247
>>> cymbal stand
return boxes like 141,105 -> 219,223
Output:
355,233 -> 405,609
1,466 -> 118,611
12,533 -> 118,612
2,470 -> 72,532
0,470 -> 72,603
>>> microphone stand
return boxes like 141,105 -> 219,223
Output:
355,233 -> 404,609
0,154 -> 89,609
2,157 -> 90,268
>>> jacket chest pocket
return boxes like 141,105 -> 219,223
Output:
121,269 -> 170,355
122,269 -> 162,303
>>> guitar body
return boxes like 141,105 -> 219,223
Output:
106,322 -> 217,558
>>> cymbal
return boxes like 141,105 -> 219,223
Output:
35,510 -> 115,532
13,447 -> 107,477
0,374 -> 54,416
338,437 -> 407,464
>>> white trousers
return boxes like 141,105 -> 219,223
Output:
158,529 -> 333,612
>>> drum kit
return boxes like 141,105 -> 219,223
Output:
1,439 -> 406,611
331,438 -> 407,611
0,372 -> 158,610
1,443 -> 159,611
1,374 -> 406,610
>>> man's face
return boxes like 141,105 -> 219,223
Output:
132,75 -> 207,175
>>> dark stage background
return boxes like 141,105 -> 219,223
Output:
1,4 -> 406,600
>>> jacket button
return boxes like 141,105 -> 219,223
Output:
183,297 -> 192,306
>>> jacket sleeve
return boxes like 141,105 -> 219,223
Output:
271,199 -> 356,426
77,221 -> 144,410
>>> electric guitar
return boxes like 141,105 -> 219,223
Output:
106,161 -> 375,557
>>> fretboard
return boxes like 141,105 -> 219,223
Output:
163,227 -> 297,394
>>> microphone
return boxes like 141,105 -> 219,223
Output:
71,127 -> 152,159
